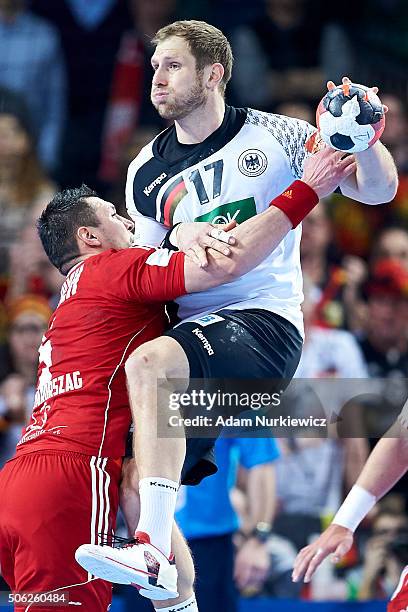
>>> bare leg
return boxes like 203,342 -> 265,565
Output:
125,336 -> 190,482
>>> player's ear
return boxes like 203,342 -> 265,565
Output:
206,63 -> 224,91
77,226 -> 102,248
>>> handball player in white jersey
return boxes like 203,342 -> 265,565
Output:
77,19 -> 398,607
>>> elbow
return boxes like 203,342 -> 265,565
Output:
357,177 -> 398,205
372,171 -> 399,204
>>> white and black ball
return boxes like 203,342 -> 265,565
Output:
316,83 -> 385,153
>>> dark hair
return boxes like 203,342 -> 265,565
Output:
37,184 -> 100,273
152,20 -> 233,96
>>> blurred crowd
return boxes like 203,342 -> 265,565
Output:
0,0 -> 407,607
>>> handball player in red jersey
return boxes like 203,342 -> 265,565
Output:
292,403 -> 408,612
0,147 -> 358,612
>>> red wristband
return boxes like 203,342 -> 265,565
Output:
269,180 -> 319,228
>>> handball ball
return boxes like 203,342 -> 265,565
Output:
316,83 -> 385,153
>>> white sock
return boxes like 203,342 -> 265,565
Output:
155,594 -> 198,612
136,477 -> 178,557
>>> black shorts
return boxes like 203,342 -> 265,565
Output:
164,309 -> 303,485
164,308 -> 303,380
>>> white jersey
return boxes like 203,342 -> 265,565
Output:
126,106 -> 316,336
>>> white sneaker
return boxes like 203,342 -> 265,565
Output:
75,532 -> 178,600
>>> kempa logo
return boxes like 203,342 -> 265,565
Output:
143,172 -> 167,196
169,602 -> 195,612
150,481 -> 178,492
192,328 -> 214,355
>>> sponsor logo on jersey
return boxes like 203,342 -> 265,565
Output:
238,149 -> 268,177
143,172 -> 168,196
194,197 -> 256,225
193,314 -> 224,327
191,328 -> 214,355
160,175 -> 188,227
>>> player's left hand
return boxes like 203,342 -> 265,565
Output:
327,76 -> 389,113
292,524 -> 354,583
234,538 -> 270,590
176,221 -> 237,268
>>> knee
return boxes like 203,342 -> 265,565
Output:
125,342 -> 165,381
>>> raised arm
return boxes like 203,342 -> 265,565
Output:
292,414 -> 408,584
184,146 -> 356,293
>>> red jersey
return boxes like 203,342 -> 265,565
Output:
388,566 -> 408,612
16,246 -> 186,459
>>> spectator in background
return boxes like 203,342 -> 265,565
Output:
6,221 -> 64,307
300,201 -> 365,330
0,295 -> 51,467
230,0 -> 353,110
0,0 -> 66,172
0,88 -> 55,277
339,227 -> 408,335
31,0 -> 131,190
358,259 -> 408,383
371,226 -> 408,270
358,509 -> 408,601
99,0 -> 177,184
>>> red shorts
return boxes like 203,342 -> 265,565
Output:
0,450 -> 121,612
388,565 -> 408,612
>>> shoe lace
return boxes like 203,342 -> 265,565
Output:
98,533 -> 137,549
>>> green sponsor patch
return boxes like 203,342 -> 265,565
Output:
194,197 -> 256,225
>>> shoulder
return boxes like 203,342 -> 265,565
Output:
245,108 -> 316,142
244,109 -> 316,176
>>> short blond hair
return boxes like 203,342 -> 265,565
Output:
152,20 -> 233,95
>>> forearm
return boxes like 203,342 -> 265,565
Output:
339,141 -> 398,204
355,427 -> 408,499
343,438 -> 369,491
245,464 -> 277,530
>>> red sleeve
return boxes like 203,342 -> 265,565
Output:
101,247 -> 186,303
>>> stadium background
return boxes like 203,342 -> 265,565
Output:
0,0 -> 407,609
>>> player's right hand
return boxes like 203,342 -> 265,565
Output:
292,524 -> 354,583
175,221 -> 237,268
302,146 -> 357,199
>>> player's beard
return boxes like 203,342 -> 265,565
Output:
152,74 -> 207,121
